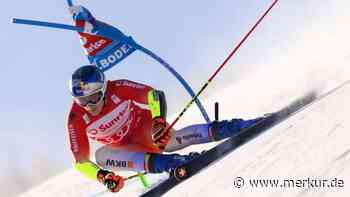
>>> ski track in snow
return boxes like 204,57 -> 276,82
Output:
19,0 -> 350,196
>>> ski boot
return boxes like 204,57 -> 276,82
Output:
170,151 -> 207,180
147,151 -> 202,174
210,117 -> 264,141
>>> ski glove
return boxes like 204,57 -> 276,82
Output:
97,169 -> 124,193
151,117 -> 171,150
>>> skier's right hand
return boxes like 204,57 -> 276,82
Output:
151,117 -> 171,150
97,169 -> 124,193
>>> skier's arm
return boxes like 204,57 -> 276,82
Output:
74,160 -> 100,180
67,111 -> 95,178
74,161 -> 124,192
67,112 -> 90,160
67,110 -> 124,192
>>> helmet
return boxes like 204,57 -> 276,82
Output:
69,65 -> 107,106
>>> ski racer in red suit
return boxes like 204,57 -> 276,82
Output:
67,65 -> 263,193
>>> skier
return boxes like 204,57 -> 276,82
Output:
67,65 -> 263,193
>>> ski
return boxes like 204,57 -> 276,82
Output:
141,92 -> 317,197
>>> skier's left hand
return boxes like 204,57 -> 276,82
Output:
97,169 -> 124,193
152,117 -> 171,150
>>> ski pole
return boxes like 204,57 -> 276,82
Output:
124,172 -> 147,181
165,0 -> 279,132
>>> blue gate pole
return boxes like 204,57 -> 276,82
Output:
66,0 -> 73,7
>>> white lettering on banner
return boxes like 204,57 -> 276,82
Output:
86,101 -> 132,139
86,39 -> 107,54
99,44 -> 132,69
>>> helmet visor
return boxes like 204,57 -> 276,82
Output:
75,91 -> 104,107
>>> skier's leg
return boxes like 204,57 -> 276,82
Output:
95,145 -> 197,173
95,146 -> 146,172
164,118 -> 263,152
165,124 -> 211,152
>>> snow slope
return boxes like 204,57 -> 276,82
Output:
19,77 -> 350,197
166,81 -> 350,197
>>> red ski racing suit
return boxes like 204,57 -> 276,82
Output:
67,79 -> 166,179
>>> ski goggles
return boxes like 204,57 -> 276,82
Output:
75,90 -> 104,107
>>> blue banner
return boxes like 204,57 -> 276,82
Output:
93,40 -> 136,71
71,6 -> 136,71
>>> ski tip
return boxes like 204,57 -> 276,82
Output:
273,90 -> 318,119
299,91 -> 318,106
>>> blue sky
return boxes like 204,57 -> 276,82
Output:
4,0 -> 350,196
2,0 -> 272,172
